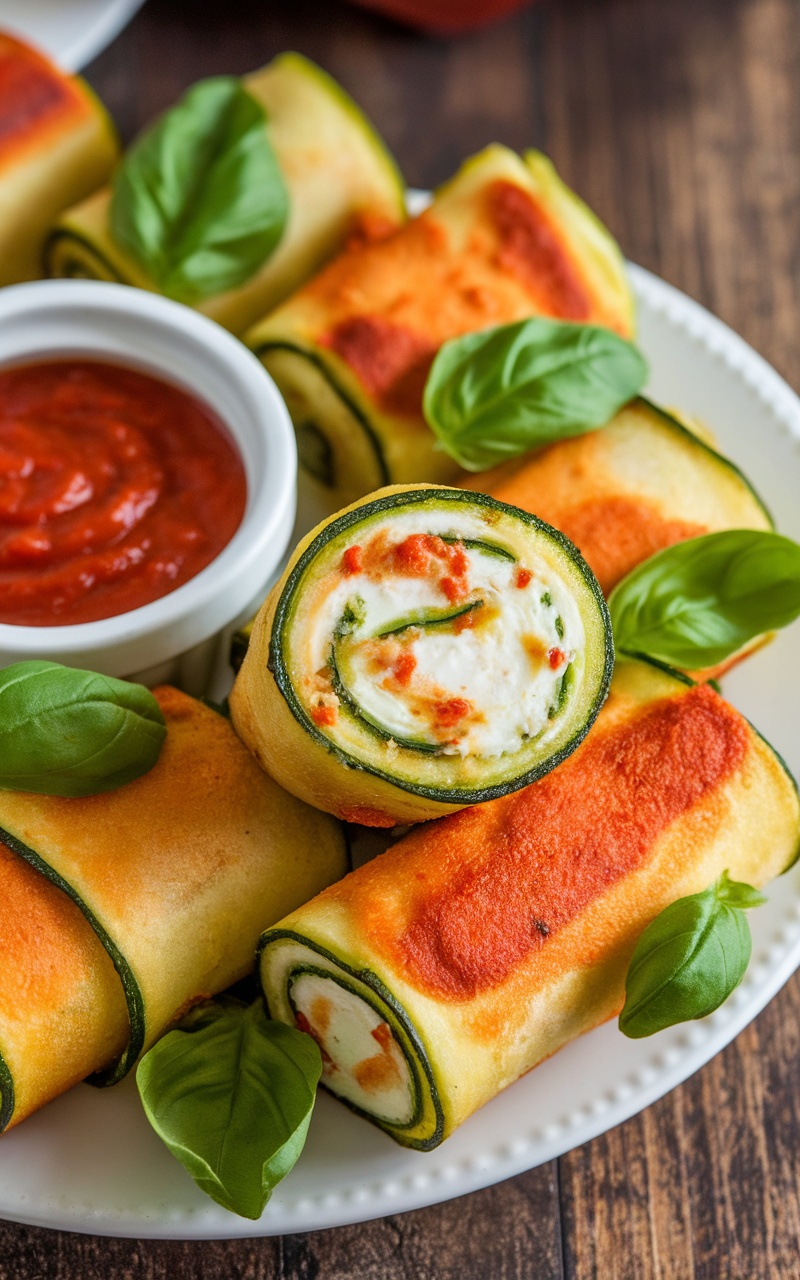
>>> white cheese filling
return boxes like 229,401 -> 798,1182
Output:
289,971 -> 414,1126
301,509 -> 585,758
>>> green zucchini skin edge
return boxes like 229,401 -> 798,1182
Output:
258,928 -> 446,1150
0,1047 -> 15,1133
636,397 -> 774,528
329,645 -> 442,754
286,963 -> 423,1130
375,598 -> 485,639
0,824 -> 144,1088
268,487 -> 615,806
253,340 -> 391,487
617,653 -> 800,872
42,229 -> 129,284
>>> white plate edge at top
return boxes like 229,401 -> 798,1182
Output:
0,260 -> 799,1239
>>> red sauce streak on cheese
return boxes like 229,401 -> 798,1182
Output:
515,567 -> 532,589
295,1010 -> 336,1070
389,534 -> 471,604
399,685 -> 749,998
394,651 -> 417,686
0,42 -> 74,156
0,360 -> 246,626
433,697 -> 473,728
488,180 -> 592,320
393,532 -> 437,576
548,647 -> 566,669
342,544 -> 363,576
353,1021 -> 402,1093
321,315 -> 437,416
311,704 -> 338,727
440,575 -> 468,604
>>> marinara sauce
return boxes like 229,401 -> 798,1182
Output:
0,360 -> 247,626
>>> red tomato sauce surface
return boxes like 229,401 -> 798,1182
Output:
0,360 -> 247,626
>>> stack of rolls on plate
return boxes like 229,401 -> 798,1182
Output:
230,471 -> 800,1149
256,657 -> 800,1148
0,688 -> 347,1130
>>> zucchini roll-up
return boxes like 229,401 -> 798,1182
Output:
247,145 -> 634,506
467,398 -> 772,594
0,33 -> 118,285
466,398 -> 773,678
45,53 -> 405,335
230,485 -> 613,826
259,658 -> 800,1149
0,687 -> 346,1128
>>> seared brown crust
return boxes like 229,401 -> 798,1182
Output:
0,35 -> 94,173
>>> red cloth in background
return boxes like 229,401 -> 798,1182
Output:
346,0 -> 532,34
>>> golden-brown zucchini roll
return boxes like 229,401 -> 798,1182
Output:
0,841 -> 129,1130
230,484 -> 613,827
0,686 -> 347,1127
259,658 -> 800,1149
0,32 -> 118,285
45,53 -> 405,335
467,397 -> 773,678
466,398 -> 772,594
246,145 -> 634,506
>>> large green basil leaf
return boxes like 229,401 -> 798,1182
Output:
609,529 -> 800,668
109,77 -> 289,303
137,999 -> 321,1220
619,871 -> 766,1039
421,317 -> 648,471
0,661 -> 165,797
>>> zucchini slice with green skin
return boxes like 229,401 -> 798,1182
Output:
247,142 -> 635,507
0,32 -> 119,286
469,397 -> 773,596
0,687 -> 347,1118
259,656 -> 800,1150
229,484 -> 614,826
465,397 -> 775,680
0,838 -> 129,1131
45,52 -> 406,335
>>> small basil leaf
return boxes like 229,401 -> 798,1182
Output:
422,317 -> 648,471
609,530 -> 800,668
714,870 -> 767,909
0,661 -> 165,797
109,77 -> 289,303
137,999 -> 321,1220
619,871 -> 763,1039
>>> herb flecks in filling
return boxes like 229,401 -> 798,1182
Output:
301,515 -> 582,759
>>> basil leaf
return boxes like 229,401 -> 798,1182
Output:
422,317 -> 648,471
109,77 -> 289,303
0,661 -> 165,797
137,999 -> 321,1220
609,530 -> 800,668
619,871 -> 763,1039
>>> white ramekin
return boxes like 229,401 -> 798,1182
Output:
0,280 -> 297,691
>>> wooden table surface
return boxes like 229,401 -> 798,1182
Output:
2,0 -> 799,1274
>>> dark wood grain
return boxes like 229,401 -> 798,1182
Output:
1,0 -> 799,1273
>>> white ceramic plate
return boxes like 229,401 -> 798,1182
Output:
1,263 -> 799,1239
3,0 -> 145,72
